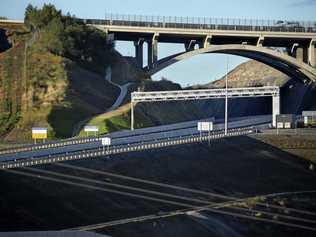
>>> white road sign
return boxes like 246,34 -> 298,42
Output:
197,122 -> 213,131
101,137 -> 111,146
277,122 -> 283,129
84,126 -> 99,132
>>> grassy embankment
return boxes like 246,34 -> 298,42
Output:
78,80 -> 204,136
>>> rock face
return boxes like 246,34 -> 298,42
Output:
206,60 -> 289,88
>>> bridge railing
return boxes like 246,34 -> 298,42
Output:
83,13 -> 316,33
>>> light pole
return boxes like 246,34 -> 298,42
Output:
225,56 -> 229,135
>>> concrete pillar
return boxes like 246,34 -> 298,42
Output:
185,40 -> 196,51
289,43 -> 299,57
203,35 -> 212,48
295,46 -> 308,63
272,95 -> 280,127
147,33 -> 158,69
134,39 -> 144,68
308,39 -> 316,68
257,36 -> 264,47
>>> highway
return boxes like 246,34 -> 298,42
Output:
0,115 -> 271,161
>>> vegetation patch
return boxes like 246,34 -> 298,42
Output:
0,4 -> 119,142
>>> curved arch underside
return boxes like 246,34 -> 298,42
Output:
147,45 -> 316,83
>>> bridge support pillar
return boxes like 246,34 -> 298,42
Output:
185,40 -> 196,51
295,46 -> 308,64
148,34 -> 158,69
308,39 -> 316,68
134,39 -> 144,68
272,95 -> 280,128
203,35 -> 212,48
257,36 -> 264,47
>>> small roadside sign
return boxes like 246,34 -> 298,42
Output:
84,126 -> 99,132
84,125 -> 99,136
32,127 -> 48,144
197,121 -> 214,145
101,137 -> 111,146
101,137 -> 111,153
32,127 -> 48,139
197,122 -> 213,131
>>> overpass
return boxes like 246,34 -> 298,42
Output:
86,14 -> 316,83
2,17 -> 316,82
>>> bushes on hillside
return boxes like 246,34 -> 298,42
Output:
25,4 -> 62,31
24,4 -> 113,73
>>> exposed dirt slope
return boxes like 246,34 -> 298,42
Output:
205,60 -> 289,88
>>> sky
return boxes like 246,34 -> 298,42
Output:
1,0 -> 316,86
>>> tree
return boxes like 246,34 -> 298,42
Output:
24,4 -> 37,31
24,3 -> 62,31
42,17 -> 65,55
39,4 -> 62,27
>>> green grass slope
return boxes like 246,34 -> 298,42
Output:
79,79 -> 203,136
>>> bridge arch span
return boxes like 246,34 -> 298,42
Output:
147,45 -> 316,83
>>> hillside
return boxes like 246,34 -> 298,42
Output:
0,4 -> 151,142
0,21 -> 125,141
78,79 -> 202,135
205,59 -> 289,88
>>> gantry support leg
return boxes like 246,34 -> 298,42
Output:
131,101 -> 134,130
272,95 -> 280,128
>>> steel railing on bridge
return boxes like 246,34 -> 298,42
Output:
83,13 -> 316,33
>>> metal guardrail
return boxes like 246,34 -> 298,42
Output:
0,137 -> 102,156
0,115 -> 269,157
0,127 -> 254,170
83,13 -> 316,33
